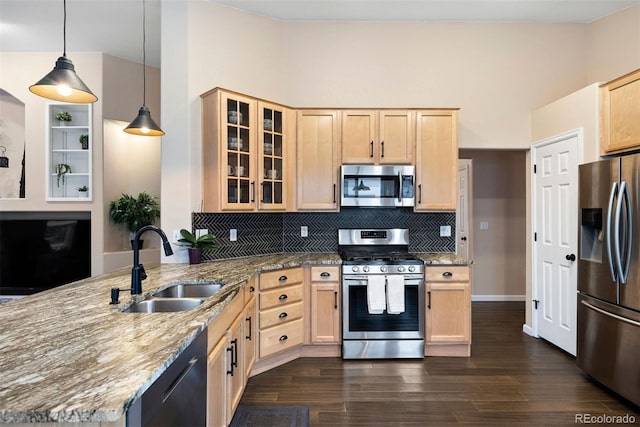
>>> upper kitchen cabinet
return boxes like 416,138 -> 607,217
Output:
296,110 -> 341,210
201,88 -> 289,211
341,110 -> 414,165
47,103 -> 92,201
600,68 -> 640,155
415,109 -> 459,211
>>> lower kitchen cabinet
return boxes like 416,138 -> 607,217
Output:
206,283 -> 252,426
258,267 -> 305,359
310,266 -> 341,344
243,279 -> 257,379
425,265 -> 471,357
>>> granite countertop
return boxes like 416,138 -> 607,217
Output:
414,253 -> 473,265
0,253 -> 340,424
0,251 -> 470,423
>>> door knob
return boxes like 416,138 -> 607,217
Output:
566,254 -> 576,261
461,236 -> 467,241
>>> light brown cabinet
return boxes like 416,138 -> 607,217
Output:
296,110 -> 341,210
201,88 -> 289,211
415,110 -> 459,211
310,266 -> 341,344
425,265 -> 471,357
243,278 -> 257,379
600,68 -> 640,155
207,290 -> 246,426
258,268 -> 305,358
341,110 -> 414,165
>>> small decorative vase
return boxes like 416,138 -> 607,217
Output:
188,248 -> 203,265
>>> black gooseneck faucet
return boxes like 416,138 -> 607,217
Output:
110,225 -> 174,304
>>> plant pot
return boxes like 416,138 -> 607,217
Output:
188,248 -> 203,265
78,191 -> 88,198
80,141 -> 89,150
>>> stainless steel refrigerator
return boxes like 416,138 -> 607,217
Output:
578,154 -> 640,406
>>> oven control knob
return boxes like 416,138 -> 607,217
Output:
380,266 -> 387,273
408,266 -> 416,272
351,266 -> 360,273
363,266 -> 370,273
397,266 -> 405,272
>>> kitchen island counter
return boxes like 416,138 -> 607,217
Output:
0,253 -> 340,424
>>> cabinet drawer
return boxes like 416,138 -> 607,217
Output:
259,318 -> 304,358
260,284 -> 303,310
259,301 -> 304,329
425,266 -> 470,282
311,266 -> 340,282
260,268 -> 304,290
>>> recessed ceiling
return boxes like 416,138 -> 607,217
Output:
1,0 -> 638,69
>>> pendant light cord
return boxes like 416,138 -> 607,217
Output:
142,0 -> 146,107
63,0 -> 67,56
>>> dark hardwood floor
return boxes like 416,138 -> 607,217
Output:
239,302 -> 640,426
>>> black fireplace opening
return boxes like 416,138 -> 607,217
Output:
0,211 -> 91,296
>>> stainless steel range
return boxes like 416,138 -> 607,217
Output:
339,228 -> 425,359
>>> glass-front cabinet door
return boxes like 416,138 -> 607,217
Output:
258,102 -> 286,209
222,93 -> 255,210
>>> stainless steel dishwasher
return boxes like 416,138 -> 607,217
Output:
127,330 -> 207,427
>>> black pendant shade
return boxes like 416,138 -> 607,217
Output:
124,105 -> 164,136
124,0 -> 164,136
29,1 -> 97,104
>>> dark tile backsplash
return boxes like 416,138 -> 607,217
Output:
193,209 -> 455,261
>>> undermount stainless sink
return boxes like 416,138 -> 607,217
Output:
152,282 -> 225,298
121,298 -> 205,313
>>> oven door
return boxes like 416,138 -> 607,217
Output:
342,274 -> 424,340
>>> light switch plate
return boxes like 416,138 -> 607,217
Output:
172,229 -> 181,244
229,229 -> 237,241
440,225 -> 451,237
480,221 -> 489,230
301,225 -> 308,237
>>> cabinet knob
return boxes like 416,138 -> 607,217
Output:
279,312 -> 288,319
279,335 -> 288,342
278,294 -> 288,301
442,271 -> 453,278
279,275 -> 288,281
320,272 -> 330,278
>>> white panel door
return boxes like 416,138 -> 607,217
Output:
534,134 -> 578,355
456,160 -> 471,259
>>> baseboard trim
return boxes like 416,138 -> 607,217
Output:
522,324 -> 536,337
471,295 -> 526,302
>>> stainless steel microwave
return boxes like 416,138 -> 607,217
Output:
341,165 -> 415,207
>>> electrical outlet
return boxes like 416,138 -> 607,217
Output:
196,228 -> 208,238
301,225 -> 308,237
229,229 -> 237,241
440,225 -> 451,237
172,229 -> 181,243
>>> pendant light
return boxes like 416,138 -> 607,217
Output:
124,0 -> 164,136
29,0 -> 97,104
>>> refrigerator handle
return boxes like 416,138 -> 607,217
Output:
607,181 -> 619,282
617,181 -> 632,284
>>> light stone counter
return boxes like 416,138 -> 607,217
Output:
414,253 -> 473,265
0,251 -> 466,424
0,253 -> 340,424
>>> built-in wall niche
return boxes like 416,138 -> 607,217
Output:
0,89 -> 26,199
0,211 -> 91,296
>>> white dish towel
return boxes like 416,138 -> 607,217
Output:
367,275 -> 386,314
386,275 -> 405,314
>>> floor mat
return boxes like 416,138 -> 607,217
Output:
229,405 -> 309,427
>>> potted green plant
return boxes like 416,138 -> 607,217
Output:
55,111 -> 72,125
77,185 -> 89,197
176,228 -> 217,264
55,163 -> 71,187
109,192 -> 160,249
79,134 -> 89,149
